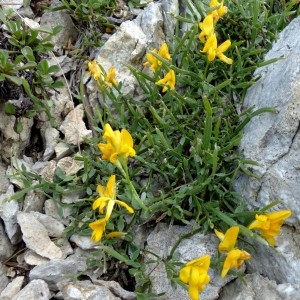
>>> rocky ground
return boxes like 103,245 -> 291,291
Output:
0,0 -> 300,299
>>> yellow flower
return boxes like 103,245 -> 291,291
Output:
248,210 -> 292,246
215,226 -> 251,278
221,248 -> 251,278
199,14 -> 214,43
158,43 -> 171,60
104,66 -> 117,88
143,43 -> 171,71
201,33 -> 233,64
155,69 -> 176,92
179,255 -> 211,300
92,175 -> 134,221
89,218 -> 107,242
88,60 -> 103,81
98,123 -> 136,164
209,0 -> 228,22
214,226 -> 239,253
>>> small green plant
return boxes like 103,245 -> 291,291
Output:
6,0 -> 299,299
0,8 -> 62,125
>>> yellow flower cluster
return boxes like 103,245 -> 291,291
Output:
89,123 -> 137,242
88,60 -> 117,88
179,255 -> 210,300
179,209 -> 291,300
215,226 -> 250,278
89,175 -> 134,242
199,0 -> 232,64
143,43 -> 176,93
248,210 -> 292,246
98,123 -> 136,164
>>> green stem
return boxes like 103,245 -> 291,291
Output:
115,159 -> 149,211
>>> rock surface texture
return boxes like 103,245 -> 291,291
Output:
0,1 -> 299,300
234,15 -> 300,295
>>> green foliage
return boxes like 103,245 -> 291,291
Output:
7,0 -> 299,297
0,8 -> 62,125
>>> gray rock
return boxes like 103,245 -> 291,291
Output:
277,283 -> 300,300
31,211 -> 65,237
57,280 -> 121,300
143,223 -> 231,300
12,279 -> 51,300
59,104 -> 92,145
0,114 -> 33,161
56,156 -> 84,177
0,219 -> 15,261
29,259 -> 78,291
0,276 -> 24,300
1,0 -> 23,9
93,279 -> 136,300
234,16 -> 300,225
244,226 -> 300,284
23,187 -> 45,213
43,127 -> 60,161
55,238 -> 74,258
219,273 -> 282,300
0,264 -> 9,294
233,16 -> 300,286
0,162 -> 10,194
17,212 -> 63,259
38,160 -> 57,182
0,185 -> 21,244
55,142 -> 72,160
44,199 -> 72,226
40,0 -> 78,47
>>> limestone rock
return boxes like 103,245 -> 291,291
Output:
219,273 -> 282,300
23,187 -> 45,213
12,279 -> 51,300
143,223 -> 232,300
69,234 -> 98,250
17,212 -> 63,259
24,250 -> 50,266
40,0 -> 78,47
59,104 -> 92,145
56,156 -> 84,177
57,280 -> 121,300
29,259 -> 78,291
0,264 -> 9,294
0,219 -> 15,261
0,185 -> 21,244
0,276 -> 24,300
234,16 -> 300,225
43,127 -> 60,161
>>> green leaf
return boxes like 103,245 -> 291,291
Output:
4,74 -> 23,86
4,103 -> 16,115
16,119 -> 23,133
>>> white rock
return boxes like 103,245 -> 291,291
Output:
0,185 -> 21,244
38,160 -> 57,182
0,276 -> 24,300
55,238 -> 74,258
70,234 -> 98,250
12,279 -> 51,300
17,212 -> 63,259
277,283 -> 300,300
57,280 -> 120,300
1,0 -> 23,10
24,250 -> 50,266
0,162 -> 10,193
44,199 -> 72,226
59,104 -> 92,145
31,211 -> 65,237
